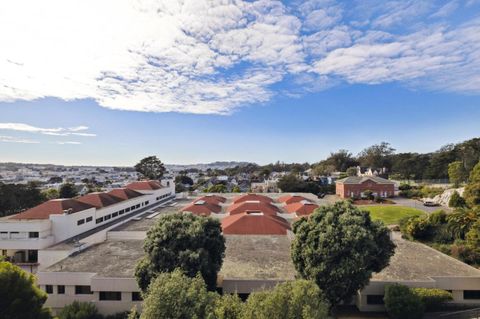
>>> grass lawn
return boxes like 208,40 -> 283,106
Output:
360,205 -> 425,225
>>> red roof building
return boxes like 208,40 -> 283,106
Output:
76,193 -> 124,208
227,201 -> 280,216
196,195 -> 226,205
10,199 -> 95,220
284,201 -> 319,216
126,180 -> 162,191
277,195 -> 308,205
182,199 -> 222,217
107,188 -> 144,200
232,194 -> 274,204
221,213 -> 290,235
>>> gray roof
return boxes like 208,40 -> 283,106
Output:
337,176 -> 395,185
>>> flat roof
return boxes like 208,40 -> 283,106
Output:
373,236 -> 480,281
219,235 -> 296,281
45,239 -> 144,277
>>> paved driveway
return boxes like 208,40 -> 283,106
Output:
391,197 -> 450,213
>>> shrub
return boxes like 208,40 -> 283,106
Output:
384,284 -> 424,319
58,301 -> 102,319
412,288 -> 453,311
428,210 -> 447,225
421,186 -> 444,199
449,191 -> 467,208
399,183 -> 412,191
431,224 -> 455,244
363,190 -> 374,200
406,216 -> 433,240
374,195 -> 383,203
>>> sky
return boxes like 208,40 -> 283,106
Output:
0,0 -> 480,166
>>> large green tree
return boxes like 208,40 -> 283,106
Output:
448,161 -> 468,187
0,182 -> 45,217
243,280 -> 329,319
135,214 -> 225,292
140,270 -> 217,319
291,201 -> 395,307
464,161 -> 480,207
59,183 -> 78,199
134,156 -> 166,180
357,142 -> 395,169
0,262 -> 52,319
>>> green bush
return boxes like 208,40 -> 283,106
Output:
363,190 -> 374,200
58,301 -> 102,319
384,284 -> 424,319
449,191 -> 466,208
421,186 -> 444,198
399,183 -> 412,191
412,288 -> 453,311
428,210 -> 448,225
406,216 -> 433,240
431,224 -> 455,244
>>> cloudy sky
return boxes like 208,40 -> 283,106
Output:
1,0 -> 480,165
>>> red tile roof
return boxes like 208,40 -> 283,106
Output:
107,188 -> 144,200
126,180 -> 162,191
227,201 -> 280,216
232,194 -> 274,204
182,200 -> 222,216
76,193 -> 124,208
197,195 -> 226,205
285,201 -> 319,216
10,199 -> 95,220
278,195 -> 308,205
221,213 -> 290,235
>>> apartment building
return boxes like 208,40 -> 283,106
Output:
0,179 -> 174,273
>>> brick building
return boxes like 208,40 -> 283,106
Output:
336,176 -> 395,198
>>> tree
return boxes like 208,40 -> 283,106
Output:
384,284 -> 424,319
449,191 -> 466,208
243,280 -> 329,319
135,214 -> 225,292
357,142 -> 395,169
464,161 -> 480,207
0,182 -> 45,217
448,161 -> 468,187
447,208 -> 479,240
0,262 -> 52,319
277,173 -> 306,192
346,166 -> 357,176
411,288 -> 453,311
42,188 -> 59,200
205,184 -> 227,193
324,150 -> 357,172
312,162 -> 336,177
231,185 -> 241,193
59,183 -> 78,198
58,301 -> 102,319
134,156 -> 166,180
291,201 -> 395,307
140,270 -> 216,319
212,293 -> 244,319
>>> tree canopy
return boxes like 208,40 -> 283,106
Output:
135,214 -> 225,292
58,301 -> 102,319
59,183 -> 78,198
134,156 -> 166,180
0,261 -> 52,319
0,182 -> 45,217
291,201 -> 395,307
464,161 -> 480,207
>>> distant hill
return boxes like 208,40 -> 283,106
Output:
166,161 -> 253,172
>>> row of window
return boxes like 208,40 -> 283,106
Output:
366,290 -> 480,305
0,231 -> 39,238
76,216 -> 93,226
45,285 -> 142,301
95,203 -> 145,225
156,193 -> 171,201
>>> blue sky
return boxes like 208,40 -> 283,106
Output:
0,0 -> 480,166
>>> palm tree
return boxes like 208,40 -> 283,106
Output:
447,208 -> 479,240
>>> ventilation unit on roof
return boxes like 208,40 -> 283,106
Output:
245,211 -> 263,215
300,200 -> 313,205
194,200 -> 206,205
63,208 -> 73,215
245,200 -> 261,203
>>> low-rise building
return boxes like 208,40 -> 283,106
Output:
336,176 -> 395,199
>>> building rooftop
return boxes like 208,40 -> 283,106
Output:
227,201 -> 280,216
337,176 -> 395,185
9,199 -> 95,220
45,239 -> 145,277
284,201 -> 318,216
126,180 -> 162,191
107,188 -> 144,200
220,235 -> 296,280
197,195 -> 227,204
232,193 -> 274,204
278,195 -> 308,205
76,192 -> 124,208
221,213 -> 290,235
373,236 -> 480,281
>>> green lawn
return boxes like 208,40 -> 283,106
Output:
360,205 -> 425,225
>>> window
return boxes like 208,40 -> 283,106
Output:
125,207 -> 131,212
104,214 -> 111,221
77,219 -> 85,226
57,285 -> 65,294
29,232 -> 39,238
367,295 -> 384,305
96,217 -> 104,224
135,204 -> 140,209
99,291 -> 122,301
119,209 -> 125,215
132,292 -> 142,301
86,216 -> 93,223
464,290 -> 480,300
45,285 -> 53,294
112,212 -> 118,218
144,201 -> 149,205
75,285 -> 92,295
130,206 -> 135,210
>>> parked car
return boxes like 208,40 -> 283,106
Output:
423,200 -> 439,207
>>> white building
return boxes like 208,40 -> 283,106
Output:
0,180 -> 174,273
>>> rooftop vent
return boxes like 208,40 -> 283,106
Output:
194,200 -> 206,205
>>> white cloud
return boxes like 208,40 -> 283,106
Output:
55,141 -> 82,145
0,0 -> 479,115
0,123 -> 96,137
0,135 -> 39,144
430,1 -> 459,18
